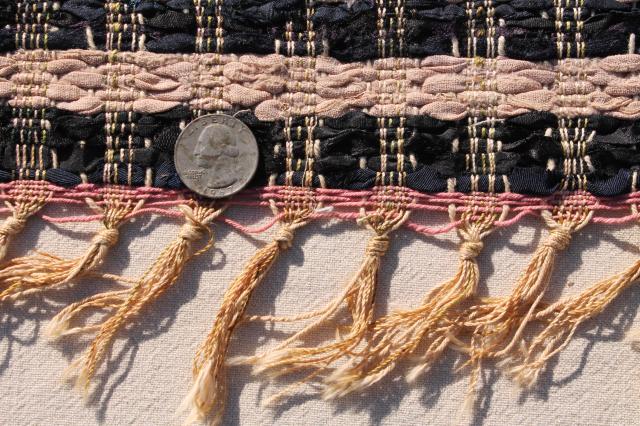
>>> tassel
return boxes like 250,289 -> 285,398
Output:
462,208 -> 592,404
0,182 -> 50,262
0,196 -> 143,302
322,204 -> 507,399
237,208 -> 409,404
504,231 -> 640,387
45,203 -> 224,392
46,289 -> 131,339
179,211 -> 310,426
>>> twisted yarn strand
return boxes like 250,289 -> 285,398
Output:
53,203 -> 223,393
0,198 -> 142,302
502,208 -> 640,386
323,206 -> 505,398
236,210 -> 409,406
0,187 -> 49,262
461,209 -> 593,405
180,214 -> 309,426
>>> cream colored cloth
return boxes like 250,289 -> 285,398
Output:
0,205 -> 639,425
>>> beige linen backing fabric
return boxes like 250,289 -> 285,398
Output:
0,205 -> 639,426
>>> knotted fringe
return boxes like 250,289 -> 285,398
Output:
236,209 -> 409,404
462,208 -> 592,405
179,210 -> 310,426
0,195 -> 143,303
323,204 -> 508,399
44,203 -> 224,392
0,182 -> 51,262
502,260 -> 640,386
502,206 -> 640,387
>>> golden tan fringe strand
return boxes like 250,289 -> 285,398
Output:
237,209 -> 409,405
501,206 -> 640,386
323,205 -> 507,399
0,196 -> 143,303
501,259 -> 640,386
179,211 -> 310,426
0,184 -> 50,262
44,203 -> 224,393
461,208 -> 592,406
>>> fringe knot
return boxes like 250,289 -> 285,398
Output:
275,225 -> 295,249
178,219 -> 207,242
543,226 -> 572,251
91,227 -> 119,247
0,215 -> 27,238
460,240 -> 484,260
366,234 -> 390,257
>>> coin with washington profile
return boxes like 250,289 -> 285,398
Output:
174,114 -> 259,199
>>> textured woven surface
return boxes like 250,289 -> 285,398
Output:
1,2 -> 639,197
6,51 -> 640,119
2,1 -> 640,425
2,104 -> 640,195
2,0 -> 639,59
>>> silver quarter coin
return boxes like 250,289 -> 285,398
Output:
174,114 -> 259,199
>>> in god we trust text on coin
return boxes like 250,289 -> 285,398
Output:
174,114 -> 259,199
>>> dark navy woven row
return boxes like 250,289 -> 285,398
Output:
1,0 -> 638,60
1,105 -> 639,196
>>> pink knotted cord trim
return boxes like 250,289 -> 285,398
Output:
2,181 -> 639,237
